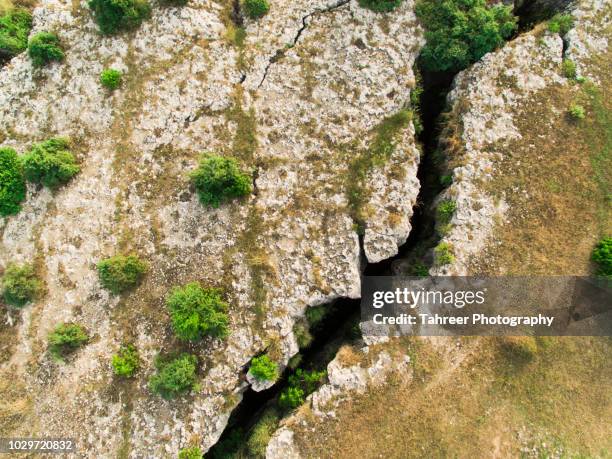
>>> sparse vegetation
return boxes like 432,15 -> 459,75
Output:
1,263 -> 43,307
358,0 -> 403,13
591,237 -> 611,277
562,59 -> 576,79
278,385 -> 305,411
0,8 -> 32,61
0,147 -> 26,217
149,353 -> 198,399
243,0 -> 269,19
415,0 -> 517,72
347,110 -> 413,230
246,408 -> 279,457
88,0 -> 151,34
28,32 -> 64,67
249,354 -> 278,382
111,344 -> 140,377
568,103 -> 586,120
178,446 -> 202,459
190,154 -> 252,208
293,322 -> 313,349
97,254 -> 147,294
547,13 -> 573,35
166,282 -> 229,341
436,199 -> 456,224
434,241 -> 455,266
22,138 -> 80,189
100,68 -> 122,90
48,323 -> 89,359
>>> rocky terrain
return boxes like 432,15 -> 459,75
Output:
0,0 -> 610,457
1,0 -> 424,456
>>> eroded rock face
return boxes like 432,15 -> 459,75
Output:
0,0 -> 423,455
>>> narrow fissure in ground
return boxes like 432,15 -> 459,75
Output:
206,1 -> 565,455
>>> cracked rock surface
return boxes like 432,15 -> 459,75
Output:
0,0 -> 423,455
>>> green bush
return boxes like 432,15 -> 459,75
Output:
97,254 -> 147,294
249,354 -> 278,382
439,174 -> 453,187
111,344 -> 140,377
149,353 -> 198,399
22,138 -> 80,189
278,368 -> 325,411
190,154 -> 251,207
434,241 -> 455,266
100,68 -> 122,90
562,59 -> 576,79
28,32 -> 64,67
1,263 -> 43,307
415,0 -> 517,72
246,408 -> 279,457
358,0 -> 403,13
568,103 -> 585,120
278,385 -> 304,411
88,0 -> 151,35
547,13 -> 573,35
592,237 -> 612,277
166,282 -> 229,341
305,305 -> 327,329
436,199 -> 456,225
0,147 -> 26,217
48,323 -> 89,359
0,8 -> 32,61
178,446 -> 202,459
243,0 -> 269,19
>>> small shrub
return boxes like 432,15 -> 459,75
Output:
97,254 -> 147,294
436,199 -> 456,225
1,263 -> 43,307
358,0 -> 403,12
88,0 -> 151,34
22,138 -> 80,189
246,408 -> 279,457
166,282 -> 229,341
568,103 -> 585,120
547,13 -> 573,35
243,0 -> 269,19
0,147 -> 26,217
190,154 -> 251,207
562,59 -> 576,79
28,32 -> 64,67
100,68 -> 122,90
278,368 -> 325,411
499,336 -> 537,363
249,354 -> 278,382
434,242 -> 455,266
293,322 -> 313,349
416,0 -> 517,72
48,323 -> 89,359
592,237 -> 612,277
111,344 -> 140,377
305,304 -> 327,329
439,174 -> 452,187
149,353 -> 198,399
278,385 -> 304,410
178,446 -> 202,459
0,8 -> 32,60
407,260 -> 429,277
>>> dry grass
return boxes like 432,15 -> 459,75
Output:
294,337 -> 612,459
471,57 -> 611,275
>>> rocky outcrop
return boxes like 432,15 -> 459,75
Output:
430,31 -> 564,275
0,0 -> 423,455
